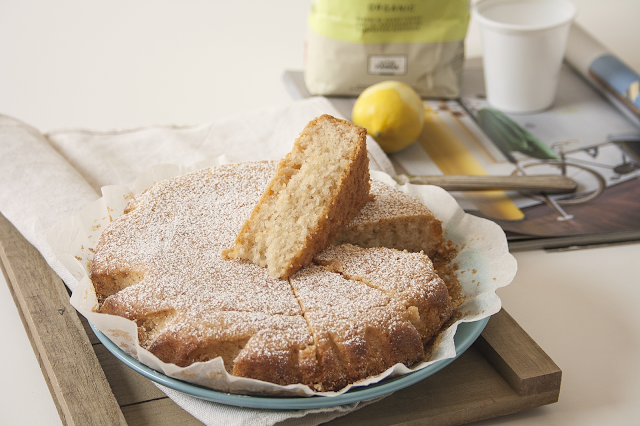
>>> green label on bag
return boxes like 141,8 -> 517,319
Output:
309,0 -> 469,44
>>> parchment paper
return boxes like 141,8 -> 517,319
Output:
48,160 -> 517,397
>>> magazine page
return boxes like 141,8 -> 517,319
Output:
445,58 -> 640,247
283,25 -> 640,249
565,24 -> 640,128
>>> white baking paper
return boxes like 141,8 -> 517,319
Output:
48,161 -> 517,397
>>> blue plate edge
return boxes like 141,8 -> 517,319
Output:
89,316 -> 489,410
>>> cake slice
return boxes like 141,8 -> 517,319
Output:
289,265 -> 424,391
333,179 -> 445,259
222,115 -> 371,279
314,244 -> 452,345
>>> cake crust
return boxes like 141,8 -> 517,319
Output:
90,160 -> 454,392
334,180 -> 444,259
290,265 -> 425,390
314,244 -> 452,345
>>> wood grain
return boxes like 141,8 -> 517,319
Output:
0,253 -> 67,422
121,398 -> 204,426
474,309 -> 562,397
0,213 -> 126,426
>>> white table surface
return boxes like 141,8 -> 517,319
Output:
1,1 -> 639,425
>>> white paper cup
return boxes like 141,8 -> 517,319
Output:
473,0 -> 577,113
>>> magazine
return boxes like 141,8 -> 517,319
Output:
283,24 -> 640,251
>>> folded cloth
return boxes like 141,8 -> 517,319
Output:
159,384 -> 386,426
0,97 -> 395,426
0,115 -> 100,287
46,97 -> 395,194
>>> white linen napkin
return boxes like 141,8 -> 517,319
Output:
0,97 -> 395,425
158,384 -> 386,426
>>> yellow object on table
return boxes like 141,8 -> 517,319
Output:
352,81 -> 424,154
418,102 -> 524,221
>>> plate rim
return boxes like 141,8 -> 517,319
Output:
90,316 -> 489,410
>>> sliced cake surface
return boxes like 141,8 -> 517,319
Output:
289,264 -> 425,391
315,244 -> 452,345
92,162 -> 318,385
222,114 -> 371,279
91,160 -> 455,391
334,179 -> 444,259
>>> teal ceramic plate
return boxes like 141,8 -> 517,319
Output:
90,317 -> 488,410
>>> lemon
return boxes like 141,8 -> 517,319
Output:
352,81 -> 424,154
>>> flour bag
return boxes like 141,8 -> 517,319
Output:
304,0 -> 470,98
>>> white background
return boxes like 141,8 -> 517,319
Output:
1,1 -> 640,425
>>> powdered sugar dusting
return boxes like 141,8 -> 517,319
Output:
91,160 -> 452,390
333,180 -> 446,259
289,265 -> 425,389
94,160 -> 304,315
314,244 -> 453,345
346,180 -> 435,224
315,244 -> 446,304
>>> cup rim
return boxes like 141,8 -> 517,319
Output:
473,0 -> 577,33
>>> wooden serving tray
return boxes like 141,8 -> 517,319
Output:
0,212 -> 561,426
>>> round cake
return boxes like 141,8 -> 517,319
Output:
90,160 -> 453,392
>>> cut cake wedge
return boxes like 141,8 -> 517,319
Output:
222,114 -> 371,279
333,179 -> 444,259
